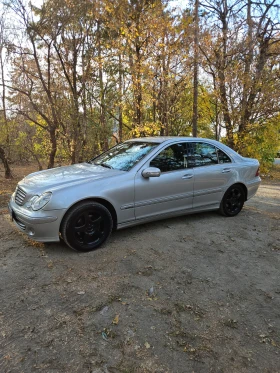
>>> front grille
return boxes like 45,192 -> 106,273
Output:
15,186 -> 27,206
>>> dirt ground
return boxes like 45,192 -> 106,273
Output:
0,164 -> 279,373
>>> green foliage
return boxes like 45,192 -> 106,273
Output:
15,121 -> 49,166
1,0 -> 279,168
239,118 -> 280,172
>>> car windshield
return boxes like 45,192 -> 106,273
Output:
91,141 -> 159,171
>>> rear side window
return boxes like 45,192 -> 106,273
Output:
186,142 -> 218,167
186,142 -> 231,167
217,149 -> 231,163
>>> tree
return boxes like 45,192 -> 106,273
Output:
199,0 -> 280,150
0,8 -> 12,178
2,0 -> 278,172
192,0 -> 199,137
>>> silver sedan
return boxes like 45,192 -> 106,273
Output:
8,137 -> 261,251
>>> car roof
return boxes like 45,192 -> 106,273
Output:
125,136 -> 224,146
126,136 -> 202,143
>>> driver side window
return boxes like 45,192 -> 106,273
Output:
150,143 -> 187,172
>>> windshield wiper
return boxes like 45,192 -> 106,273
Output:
98,162 -> 113,169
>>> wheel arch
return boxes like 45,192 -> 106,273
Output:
230,182 -> 248,201
59,197 -> 118,233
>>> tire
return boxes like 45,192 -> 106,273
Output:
219,184 -> 245,217
61,202 -> 113,252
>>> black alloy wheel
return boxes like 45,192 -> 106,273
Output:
220,185 -> 245,217
61,202 -> 113,252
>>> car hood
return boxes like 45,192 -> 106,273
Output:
19,163 -> 125,192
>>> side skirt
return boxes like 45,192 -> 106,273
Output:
117,203 -> 220,230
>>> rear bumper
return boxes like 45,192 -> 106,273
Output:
246,177 -> 261,200
8,200 -> 66,242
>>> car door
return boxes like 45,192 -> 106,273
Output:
186,141 -> 235,209
134,142 -> 194,220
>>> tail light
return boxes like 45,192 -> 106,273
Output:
255,167 -> 260,177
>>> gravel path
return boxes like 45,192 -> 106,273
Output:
0,182 -> 279,373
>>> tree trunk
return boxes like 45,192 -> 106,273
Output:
216,0 -> 235,149
192,0 -> 199,137
48,129 -> 57,169
33,153 -> 43,171
135,44 -> 142,128
129,36 -> 142,135
118,54 -> 123,142
0,146 -> 12,178
239,0 -> 253,136
97,20 -> 108,151
0,47 -> 10,153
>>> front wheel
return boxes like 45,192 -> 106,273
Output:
219,185 -> 245,217
61,202 -> 113,252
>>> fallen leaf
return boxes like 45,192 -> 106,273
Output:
112,314 -> 119,325
144,342 -> 150,349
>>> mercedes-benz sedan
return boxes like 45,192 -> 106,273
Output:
8,137 -> 261,251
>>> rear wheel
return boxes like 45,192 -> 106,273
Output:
61,202 -> 113,252
219,185 -> 245,217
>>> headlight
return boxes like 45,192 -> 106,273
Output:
30,192 -> 52,211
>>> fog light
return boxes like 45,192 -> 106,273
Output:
28,229 -> 35,236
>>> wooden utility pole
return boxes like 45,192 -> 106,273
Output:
192,0 -> 199,137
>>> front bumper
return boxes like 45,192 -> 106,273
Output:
8,199 -> 66,242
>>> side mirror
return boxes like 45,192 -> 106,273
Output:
142,167 -> 161,178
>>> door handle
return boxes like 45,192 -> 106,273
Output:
182,174 -> 193,179
222,168 -> 231,173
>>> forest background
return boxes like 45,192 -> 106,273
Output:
0,0 -> 279,178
